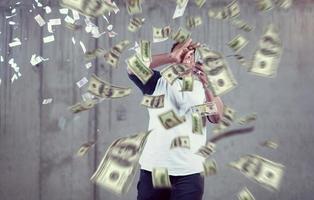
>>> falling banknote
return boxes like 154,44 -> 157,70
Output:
88,74 -> 132,99
128,17 -> 145,32
152,167 -> 172,188
192,113 -> 203,135
126,54 -> 154,84
237,187 -> 255,200
191,102 -> 218,117
59,0 -> 118,18
228,34 -> 248,52
195,142 -> 216,158
161,64 -> 190,85
249,24 -> 282,77
141,94 -> 165,109
127,0 -> 142,15
104,40 -> 130,68
153,26 -> 172,43
229,154 -> 285,191
202,159 -> 217,176
170,136 -> 190,149
158,110 -> 186,129
198,47 -> 237,96
255,0 -> 273,12
90,131 -> 150,194
69,99 -> 97,113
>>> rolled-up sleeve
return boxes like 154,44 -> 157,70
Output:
128,70 -> 161,95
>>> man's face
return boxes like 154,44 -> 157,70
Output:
181,49 -> 195,68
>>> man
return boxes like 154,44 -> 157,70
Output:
127,39 -> 224,200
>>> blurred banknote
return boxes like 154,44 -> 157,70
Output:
229,154 -> 285,191
127,0 -> 142,15
191,102 -> 218,117
104,40 -> 130,68
76,141 -> 95,157
88,74 -> 132,99
238,187 -> 255,200
161,64 -> 190,85
141,94 -> 165,109
170,136 -> 190,149
153,26 -> 171,43
255,0 -> 273,12
202,159 -> 217,176
91,131 -> 150,194
126,54 -> 153,84
128,17 -> 145,32
152,167 -> 172,188
228,34 -> 248,52
158,110 -> 186,129
195,142 -> 216,158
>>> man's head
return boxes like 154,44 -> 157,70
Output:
171,41 -> 196,68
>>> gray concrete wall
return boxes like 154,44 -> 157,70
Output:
0,0 -> 314,200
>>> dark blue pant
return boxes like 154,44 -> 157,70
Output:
137,169 -> 204,200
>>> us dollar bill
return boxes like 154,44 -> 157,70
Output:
127,0 -> 142,15
126,54 -> 153,84
140,40 -> 152,64
173,0 -> 189,19
236,113 -> 257,125
90,131 -> 150,194
237,187 -> 255,200
186,16 -> 202,29
161,64 -> 190,85
229,154 -> 285,191
208,0 -> 240,20
274,0 -> 293,9
153,26 -> 172,43
69,99 -> 97,113
202,159 -> 217,176
104,40 -> 130,68
170,136 -> 190,149
192,113 -> 203,135
230,18 -> 254,32
171,27 -> 191,43
59,0 -> 118,18
88,74 -> 132,99
128,17 -> 145,32
76,141 -> 95,157
152,167 -> 172,188
249,24 -> 282,77
85,48 -> 106,61
180,75 -> 194,91
261,140 -> 278,149
195,142 -> 216,158
255,0 -> 273,12
199,49 -> 237,96
195,0 -> 206,8
158,110 -> 186,129
141,94 -> 165,109
191,102 -> 218,117
228,34 -> 248,52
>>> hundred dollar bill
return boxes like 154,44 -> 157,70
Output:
192,113 -> 203,135
85,48 -> 106,61
186,16 -> 202,29
202,50 -> 237,96
229,154 -> 285,191
104,40 -> 130,68
91,131 -> 150,194
228,34 -> 248,52
153,26 -> 172,43
202,159 -> 217,176
128,17 -> 145,32
230,18 -> 253,32
158,110 -> 186,129
69,99 -> 97,113
274,0 -> 293,9
237,187 -> 255,200
236,113 -> 257,125
191,102 -> 218,117
195,142 -> 216,158
161,64 -> 190,85
170,136 -> 190,149
76,141 -> 95,157
171,27 -> 191,43
173,0 -> 189,19
249,24 -> 282,77
195,0 -> 206,8
180,75 -> 194,91
140,40 -> 152,64
141,94 -> 165,109
255,0 -> 273,12
127,0 -> 142,15
126,54 -> 154,84
88,74 -> 132,98
59,0 -> 118,18
152,167 -> 172,188
208,0 -> 240,20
